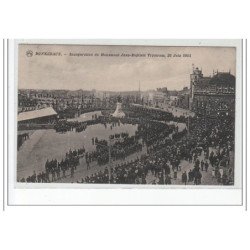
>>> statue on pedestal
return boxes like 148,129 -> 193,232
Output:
112,96 -> 125,118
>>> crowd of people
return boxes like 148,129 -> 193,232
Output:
84,133 -> 143,167
74,120 -> 187,184
19,105 -> 235,185
54,120 -> 88,133
128,105 -> 174,122
74,113 -> 234,185
54,116 -> 126,134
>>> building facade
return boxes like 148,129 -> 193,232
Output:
190,66 -> 235,117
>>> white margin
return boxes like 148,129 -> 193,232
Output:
8,39 -> 243,205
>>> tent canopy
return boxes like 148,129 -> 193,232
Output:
18,107 -> 57,122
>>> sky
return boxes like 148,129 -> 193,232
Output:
18,44 -> 236,91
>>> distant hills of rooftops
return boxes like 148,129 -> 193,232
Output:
18,87 -> 189,96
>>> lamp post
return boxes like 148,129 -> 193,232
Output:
146,122 -> 149,154
204,102 -> 207,130
187,115 -> 190,136
108,140 -> 111,183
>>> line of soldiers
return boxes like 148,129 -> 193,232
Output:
20,146 -> 86,183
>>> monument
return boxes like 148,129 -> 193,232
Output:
112,96 -> 125,118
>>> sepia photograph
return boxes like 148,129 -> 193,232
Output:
16,43 -> 236,186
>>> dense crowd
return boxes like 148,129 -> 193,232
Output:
76,121 -> 187,184
19,106 -> 235,185
76,114 -> 234,185
128,105 -> 174,122
19,117 -> 175,183
54,120 -> 88,133
54,115 -> 125,133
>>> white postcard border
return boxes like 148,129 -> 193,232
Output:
8,39 -> 243,205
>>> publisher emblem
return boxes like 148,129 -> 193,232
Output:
26,50 -> 33,57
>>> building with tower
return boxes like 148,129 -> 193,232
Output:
189,65 -> 235,117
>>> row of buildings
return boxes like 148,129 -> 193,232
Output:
18,65 -> 236,120
18,89 -> 106,113
18,88 -> 166,115
152,66 -> 235,118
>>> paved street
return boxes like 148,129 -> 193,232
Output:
171,149 -> 234,186
55,146 -> 234,185
171,159 -> 218,185
17,121 -> 138,180
163,104 -> 195,118
145,148 -> 234,186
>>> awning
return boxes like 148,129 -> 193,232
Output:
18,107 -> 57,122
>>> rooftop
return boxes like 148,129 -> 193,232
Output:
210,72 -> 235,86
18,107 -> 57,122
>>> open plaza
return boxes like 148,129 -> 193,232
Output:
17,62 -> 236,185
17,94 -> 235,185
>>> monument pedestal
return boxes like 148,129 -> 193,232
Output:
112,102 -> 125,118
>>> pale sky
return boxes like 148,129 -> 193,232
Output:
18,44 -> 236,91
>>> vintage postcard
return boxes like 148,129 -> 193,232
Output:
16,40 -> 240,187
